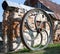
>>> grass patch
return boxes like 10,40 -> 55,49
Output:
45,43 -> 60,54
7,43 -> 60,54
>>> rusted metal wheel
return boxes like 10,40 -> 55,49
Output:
20,8 -> 53,50
2,9 -> 22,53
7,19 -> 21,52
2,10 -> 9,52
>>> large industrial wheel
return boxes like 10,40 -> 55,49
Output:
2,11 -> 21,53
20,9 -> 53,50
8,20 -> 21,52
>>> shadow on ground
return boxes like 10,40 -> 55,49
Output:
7,44 -> 60,54
44,44 -> 60,54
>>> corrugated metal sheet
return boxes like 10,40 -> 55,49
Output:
3,0 -> 20,8
39,0 -> 60,20
18,4 -> 54,14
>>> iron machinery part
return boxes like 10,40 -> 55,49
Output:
20,8 -> 53,50
2,10 -> 22,53
2,4 -> 26,53
8,20 -> 21,51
